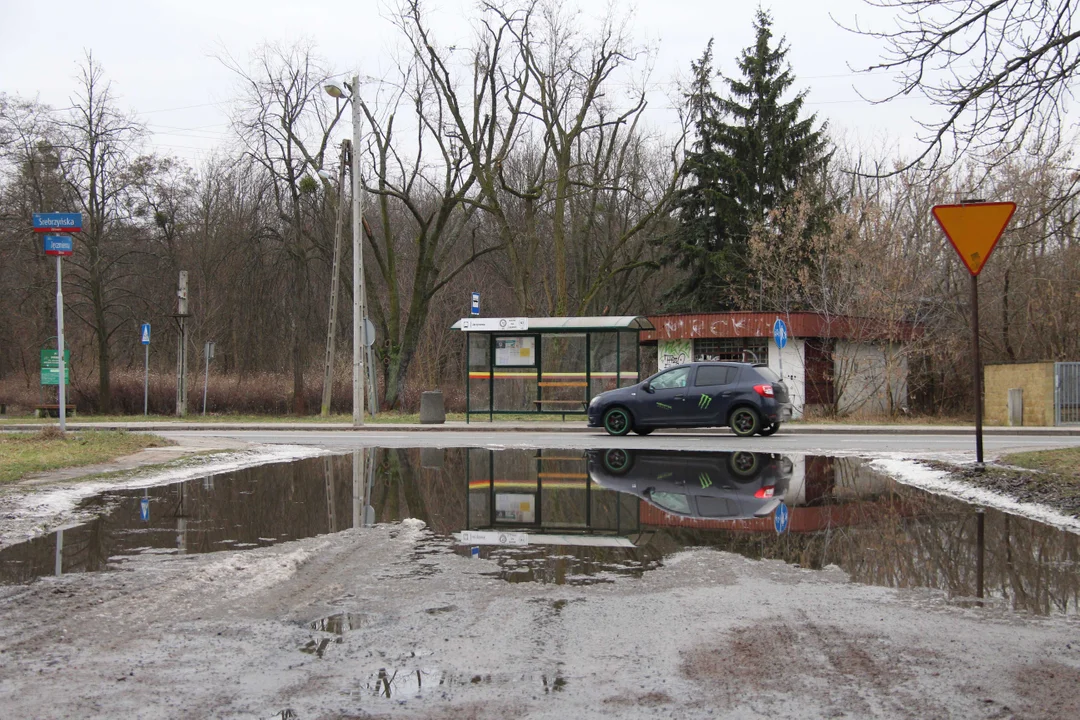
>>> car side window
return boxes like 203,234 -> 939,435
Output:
651,367 -> 690,390
650,492 -> 691,514
693,366 -> 734,387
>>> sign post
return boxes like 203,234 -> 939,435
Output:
141,323 -> 151,415
35,213 -> 82,432
773,317 -> 788,379
932,200 -> 1016,465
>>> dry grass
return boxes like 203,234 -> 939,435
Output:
0,429 -> 170,484
998,447 -> 1080,478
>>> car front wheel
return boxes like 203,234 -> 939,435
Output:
602,407 -> 632,436
729,407 -> 760,437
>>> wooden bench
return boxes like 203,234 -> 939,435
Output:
532,398 -> 588,420
35,404 -> 77,418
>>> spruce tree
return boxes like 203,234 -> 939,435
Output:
668,9 -> 829,310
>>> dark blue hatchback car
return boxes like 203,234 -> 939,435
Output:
587,362 -> 792,437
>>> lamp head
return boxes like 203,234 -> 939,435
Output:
324,82 -> 347,99
317,168 -> 334,180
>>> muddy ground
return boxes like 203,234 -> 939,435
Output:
0,438 -> 1078,719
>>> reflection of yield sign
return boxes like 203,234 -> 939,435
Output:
932,202 -> 1016,276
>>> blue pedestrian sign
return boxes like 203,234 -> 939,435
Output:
773,318 -> 788,349
33,212 -> 82,233
471,292 -> 480,316
141,323 -> 151,345
774,503 -> 789,534
139,497 -> 150,522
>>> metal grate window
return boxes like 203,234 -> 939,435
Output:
693,338 -> 767,363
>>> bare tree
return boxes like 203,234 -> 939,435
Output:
845,1 -> 1080,171
54,53 -> 152,412
223,42 -> 346,413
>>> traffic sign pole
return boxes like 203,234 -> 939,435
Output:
142,323 -> 151,416
55,254 -> 66,432
971,275 -> 983,464
932,200 -> 1016,467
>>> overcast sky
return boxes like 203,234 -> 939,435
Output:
0,0 -> 931,166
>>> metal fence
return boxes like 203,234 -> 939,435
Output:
1055,362 -> 1080,425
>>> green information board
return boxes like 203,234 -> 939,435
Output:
40,349 -> 71,385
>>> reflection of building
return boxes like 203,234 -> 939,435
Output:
640,312 -> 918,418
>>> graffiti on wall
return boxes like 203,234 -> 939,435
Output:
659,339 -> 692,370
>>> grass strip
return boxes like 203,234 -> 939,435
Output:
0,428 -> 170,484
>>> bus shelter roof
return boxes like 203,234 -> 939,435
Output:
452,316 -> 654,332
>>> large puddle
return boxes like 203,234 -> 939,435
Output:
1,448 -> 1077,615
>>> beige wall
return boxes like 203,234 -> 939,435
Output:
984,363 -> 1055,426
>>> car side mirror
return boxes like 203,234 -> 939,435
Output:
642,382 -> 654,393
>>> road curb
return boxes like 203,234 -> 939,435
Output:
2,422 -> 1080,436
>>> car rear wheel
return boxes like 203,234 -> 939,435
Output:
729,407 -> 760,437
602,407 -> 632,436
728,451 -> 760,477
758,422 -> 780,436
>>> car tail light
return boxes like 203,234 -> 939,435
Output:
753,384 -> 774,397
754,486 -> 775,499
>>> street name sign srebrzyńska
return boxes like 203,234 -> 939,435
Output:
32,213 -> 82,233
931,202 -> 1016,276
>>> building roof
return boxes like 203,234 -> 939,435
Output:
452,316 -> 654,332
640,312 -> 919,343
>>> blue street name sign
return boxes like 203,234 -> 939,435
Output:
43,235 -> 74,256
471,292 -> 480,316
773,318 -> 788,349
774,503 -> 790,534
33,212 -> 82,233
140,497 -> 150,522
141,323 -> 151,345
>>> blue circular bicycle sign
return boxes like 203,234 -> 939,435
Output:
773,318 -> 788,349
774,503 -> 789,534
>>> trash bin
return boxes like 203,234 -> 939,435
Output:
419,391 -> 445,424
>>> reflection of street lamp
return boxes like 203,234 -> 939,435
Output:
325,75 -> 366,426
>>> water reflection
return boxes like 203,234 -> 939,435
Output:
0,447 -> 1076,615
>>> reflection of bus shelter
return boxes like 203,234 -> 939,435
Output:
464,448 -> 640,539
452,316 -> 654,422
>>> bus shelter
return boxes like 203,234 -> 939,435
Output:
452,316 -> 653,422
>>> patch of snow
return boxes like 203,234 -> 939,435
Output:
870,457 -> 1080,534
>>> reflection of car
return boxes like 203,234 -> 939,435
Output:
586,448 -> 794,520
587,362 -> 792,437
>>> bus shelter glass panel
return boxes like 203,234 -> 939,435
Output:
467,448 -> 492,527
537,451 -> 591,528
493,335 -> 539,412
539,333 -> 588,412
468,335 -> 491,413
619,331 -> 640,387
493,449 -> 538,525
589,332 -> 619,399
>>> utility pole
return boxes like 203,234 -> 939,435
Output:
175,271 -> 189,416
321,139 -> 350,416
351,74 -> 366,427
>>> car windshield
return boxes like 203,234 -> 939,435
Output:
650,367 -> 690,390
754,365 -> 782,383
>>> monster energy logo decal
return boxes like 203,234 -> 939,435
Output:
698,394 -> 712,410
699,473 -> 713,488
656,402 -> 673,410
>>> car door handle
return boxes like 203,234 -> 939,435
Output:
721,391 -> 733,397
674,395 -> 686,400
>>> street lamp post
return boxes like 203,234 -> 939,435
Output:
326,74 -> 366,427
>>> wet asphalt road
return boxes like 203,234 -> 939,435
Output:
156,428 -> 1080,457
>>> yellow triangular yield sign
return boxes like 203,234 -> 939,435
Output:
931,202 -> 1016,276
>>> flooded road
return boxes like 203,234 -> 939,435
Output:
3,447 -> 1076,615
